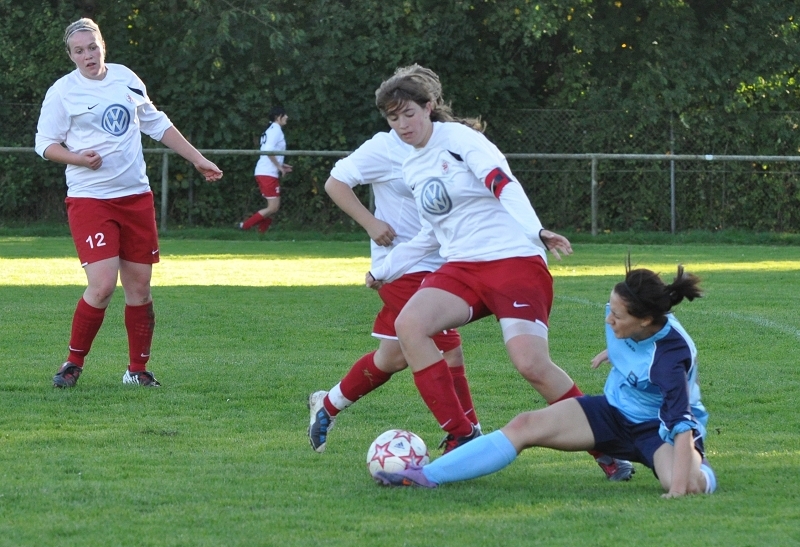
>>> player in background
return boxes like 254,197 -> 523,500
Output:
35,18 -> 223,388
366,65 -> 634,480
376,264 -> 718,498
239,106 -> 292,233
308,66 -> 480,454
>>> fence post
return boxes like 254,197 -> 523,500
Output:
591,156 -> 598,236
160,151 -> 169,232
670,116 -> 676,234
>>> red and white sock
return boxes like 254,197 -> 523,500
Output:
324,351 -> 391,416
125,302 -> 155,373
67,298 -> 106,366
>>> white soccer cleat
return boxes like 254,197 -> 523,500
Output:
308,390 -> 335,453
122,370 -> 161,387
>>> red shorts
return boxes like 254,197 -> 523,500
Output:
374,271 -> 461,352
66,192 -> 160,266
420,255 -> 553,325
255,175 -> 280,199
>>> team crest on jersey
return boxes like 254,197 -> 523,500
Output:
420,178 -> 452,215
441,160 -> 449,174
102,104 -> 131,136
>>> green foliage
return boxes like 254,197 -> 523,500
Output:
0,0 -> 799,230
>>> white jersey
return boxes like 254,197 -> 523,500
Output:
330,130 -> 444,273
254,122 -> 286,177
35,63 -> 173,199
371,122 -> 546,282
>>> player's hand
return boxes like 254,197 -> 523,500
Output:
365,272 -> 383,290
280,163 -> 293,175
540,229 -> 572,260
367,219 -> 397,247
195,158 -> 223,182
80,150 -> 103,170
591,349 -> 609,369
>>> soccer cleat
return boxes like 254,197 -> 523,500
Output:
308,390 -> 335,453
374,464 -> 438,488
595,455 -> 635,481
53,362 -> 82,388
237,222 -> 244,230
122,370 -> 161,387
438,423 -> 482,455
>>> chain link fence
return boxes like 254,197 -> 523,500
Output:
3,103 -> 800,233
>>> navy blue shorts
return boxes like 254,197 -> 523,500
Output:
577,395 -> 706,472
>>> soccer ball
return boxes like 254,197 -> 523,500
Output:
366,429 -> 429,478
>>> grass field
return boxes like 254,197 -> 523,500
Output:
0,236 -> 798,546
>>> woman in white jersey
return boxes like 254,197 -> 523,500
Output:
239,106 -> 292,233
367,65 -> 633,480
376,263 -> 718,498
307,66 -> 479,454
35,18 -> 223,388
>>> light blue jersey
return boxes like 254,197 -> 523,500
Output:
603,304 -> 708,444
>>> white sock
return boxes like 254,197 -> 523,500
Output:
327,383 -> 354,412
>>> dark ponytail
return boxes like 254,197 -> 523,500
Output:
614,257 -> 702,321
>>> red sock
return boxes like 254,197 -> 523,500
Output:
67,298 -> 106,366
125,302 -> 155,373
449,365 -> 479,426
257,217 -> 273,233
324,351 -> 392,416
413,360 -> 472,437
242,212 -> 264,230
550,382 -> 584,404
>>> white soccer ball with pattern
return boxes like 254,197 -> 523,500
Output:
366,429 -> 429,478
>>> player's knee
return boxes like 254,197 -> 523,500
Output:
513,356 -> 553,385
394,313 -> 419,341
374,346 -> 407,373
503,411 -> 540,448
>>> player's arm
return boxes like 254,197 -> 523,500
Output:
42,144 -> 102,170
34,86 -> 100,168
325,176 -> 396,246
652,350 -> 701,497
368,220 -> 439,284
265,128 -> 292,175
663,430 -> 695,498
159,126 -> 223,182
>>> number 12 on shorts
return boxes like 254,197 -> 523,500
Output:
86,232 -> 106,249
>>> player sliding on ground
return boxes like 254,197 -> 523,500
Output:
376,263 -> 718,498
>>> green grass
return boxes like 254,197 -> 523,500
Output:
1,237 -> 799,546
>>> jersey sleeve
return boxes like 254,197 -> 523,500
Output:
453,126 -> 546,250
330,134 -> 395,188
369,219 -> 440,283
497,182 -> 545,251
129,71 -> 172,141
650,345 -> 700,443
34,84 -> 70,158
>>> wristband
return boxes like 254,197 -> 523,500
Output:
539,229 -> 551,250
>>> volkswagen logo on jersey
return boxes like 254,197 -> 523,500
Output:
102,104 -> 131,136
420,178 -> 452,215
